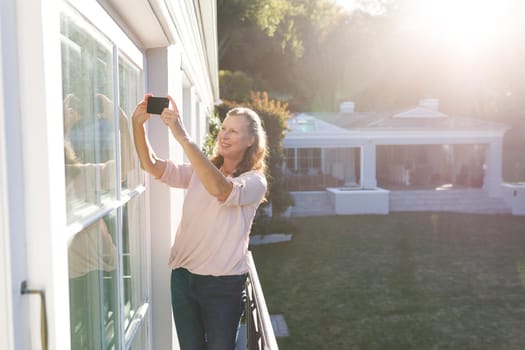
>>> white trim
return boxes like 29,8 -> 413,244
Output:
67,0 -> 143,68
285,114 -> 508,148
17,0 -> 70,348
362,130 -> 507,142
1,0 -> 30,347
166,0 -> 217,103
0,14 -> 15,348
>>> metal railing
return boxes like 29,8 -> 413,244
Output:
244,252 -> 279,350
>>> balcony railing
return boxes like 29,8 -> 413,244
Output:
244,252 -> 279,350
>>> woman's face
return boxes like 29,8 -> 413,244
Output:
218,114 -> 255,162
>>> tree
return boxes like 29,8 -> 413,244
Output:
218,0 -> 525,119
218,0 -> 343,109
218,0 -> 295,61
218,70 -> 255,103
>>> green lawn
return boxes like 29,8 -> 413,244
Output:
251,213 -> 525,350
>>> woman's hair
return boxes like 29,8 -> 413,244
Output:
211,107 -> 267,177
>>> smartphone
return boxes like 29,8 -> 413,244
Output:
147,96 -> 169,115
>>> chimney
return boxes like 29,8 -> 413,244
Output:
340,101 -> 355,114
419,98 -> 439,111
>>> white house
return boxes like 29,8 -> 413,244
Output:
284,99 -> 525,216
1,0 -> 220,349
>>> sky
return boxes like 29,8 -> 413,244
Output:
332,0 -> 358,11
331,0 -> 387,14
331,0 -> 519,59
331,0 -> 366,13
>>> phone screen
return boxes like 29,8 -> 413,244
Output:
147,97 -> 169,115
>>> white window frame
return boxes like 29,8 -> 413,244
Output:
12,0 -> 147,348
62,1 -> 149,349
0,21 -> 15,349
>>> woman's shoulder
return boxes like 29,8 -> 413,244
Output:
238,169 -> 266,178
236,169 -> 267,185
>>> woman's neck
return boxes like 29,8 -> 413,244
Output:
220,160 -> 238,176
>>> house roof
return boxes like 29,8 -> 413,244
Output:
285,113 -> 361,148
284,104 -> 509,148
311,107 -> 507,132
287,113 -> 352,135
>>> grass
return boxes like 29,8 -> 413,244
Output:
250,213 -> 525,350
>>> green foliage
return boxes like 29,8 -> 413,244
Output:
245,0 -> 290,37
219,0 -> 525,119
218,0 -> 305,61
216,91 -> 294,216
251,214 -> 298,236
202,111 -> 221,156
219,70 -> 255,102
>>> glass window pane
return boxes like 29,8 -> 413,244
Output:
68,212 -> 120,350
285,148 -> 295,173
61,6 -> 116,224
118,54 -> 143,191
129,322 -> 148,350
61,4 -> 149,350
122,196 -> 148,339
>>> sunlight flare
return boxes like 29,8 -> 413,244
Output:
403,0 -> 512,57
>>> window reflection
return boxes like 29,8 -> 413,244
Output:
61,7 -> 116,222
117,54 -> 148,337
122,198 -> 148,335
63,93 -> 117,222
61,4 -> 149,349
119,55 -> 143,191
68,214 -> 119,350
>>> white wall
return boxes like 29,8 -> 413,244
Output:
502,184 -> 525,215
0,12 -> 15,348
16,0 -> 71,348
483,138 -> 504,197
361,143 -> 377,189
1,0 -> 31,348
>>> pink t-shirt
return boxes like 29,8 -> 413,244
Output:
159,160 -> 267,276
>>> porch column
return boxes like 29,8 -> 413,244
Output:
483,138 -> 503,197
147,46 -> 183,350
361,142 -> 377,188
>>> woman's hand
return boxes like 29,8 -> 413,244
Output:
132,94 -> 153,126
96,93 -> 114,120
131,93 -> 167,178
161,96 -> 190,143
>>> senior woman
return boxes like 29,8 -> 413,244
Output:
132,94 -> 267,350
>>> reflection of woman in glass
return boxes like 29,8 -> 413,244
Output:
63,93 -> 118,349
132,94 -> 268,349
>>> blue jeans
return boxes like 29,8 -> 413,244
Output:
171,268 -> 247,350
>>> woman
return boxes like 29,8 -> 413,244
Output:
132,94 -> 268,349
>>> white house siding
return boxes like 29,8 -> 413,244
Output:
0,0 -> 218,349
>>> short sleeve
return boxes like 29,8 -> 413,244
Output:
221,171 -> 267,207
158,160 -> 193,188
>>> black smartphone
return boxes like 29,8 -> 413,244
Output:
147,96 -> 169,115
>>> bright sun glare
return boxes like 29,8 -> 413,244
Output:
405,0 -> 512,57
